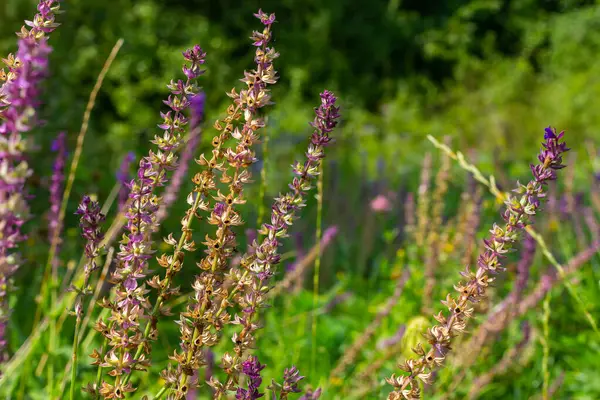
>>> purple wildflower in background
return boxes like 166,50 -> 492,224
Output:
377,325 -> 407,350
236,356 -> 265,400
74,196 -> 105,311
0,11 -> 58,361
267,366 -> 304,399
116,151 -> 135,212
48,132 -> 67,240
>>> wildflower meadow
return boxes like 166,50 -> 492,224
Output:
1,0 -> 600,399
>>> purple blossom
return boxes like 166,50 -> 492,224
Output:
281,366 -> 303,395
73,196 -> 105,317
116,151 -> 136,212
0,0 -> 61,361
156,92 -> 205,224
48,132 -> 66,241
254,9 -> 276,25
298,388 -> 322,400
386,127 -> 570,398
95,45 -> 206,396
236,356 -> 265,400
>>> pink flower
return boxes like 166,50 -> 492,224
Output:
370,194 -> 392,213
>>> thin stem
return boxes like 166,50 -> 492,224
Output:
311,162 -> 324,374
34,40 -> 123,396
58,248 -> 114,398
542,294 -> 551,400
153,386 -> 168,400
69,315 -> 82,400
257,117 -> 269,227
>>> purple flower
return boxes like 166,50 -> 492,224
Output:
0,0 -> 61,361
182,45 -> 206,80
267,365 -> 304,399
386,128 -> 570,398
281,366 -> 303,395
116,151 -> 136,212
73,195 -> 105,316
299,388 -> 322,400
75,196 -> 105,257
236,356 -> 265,400
252,91 -> 340,280
254,9 -> 276,25
48,132 -> 66,241
156,92 -> 205,224
96,45 -> 206,392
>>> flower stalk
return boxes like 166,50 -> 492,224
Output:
89,45 -> 206,399
386,128 -> 569,399
70,196 -> 105,400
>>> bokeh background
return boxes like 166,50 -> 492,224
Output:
2,0 -> 600,399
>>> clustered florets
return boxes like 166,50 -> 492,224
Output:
236,356 -> 266,400
214,90 -> 339,396
386,127 -> 570,400
0,0 -> 61,363
157,11 -> 279,399
72,196 -> 106,317
89,45 -> 206,399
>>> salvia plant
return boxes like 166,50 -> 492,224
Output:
0,1 -> 594,400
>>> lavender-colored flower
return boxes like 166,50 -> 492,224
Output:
160,13 -> 280,397
218,92 -> 340,394
91,46 -> 205,398
377,325 -> 407,350
73,196 -> 105,313
267,366 -> 304,399
156,92 -> 205,224
386,127 -> 570,399
298,388 -> 322,400
46,131 -> 67,252
69,196 -> 105,399
254,9 -> 276,26
236,356 -> 265,400
250,91 -> 339,280
0,0 -> 61,362
116,151 -> 135,212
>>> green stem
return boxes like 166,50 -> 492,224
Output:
153,386 -> 168,400
48,278 -> 57,397
542,293 -> 551,400
257,117 -> 269,227
94,321 -> 114,398
69,316 -> 82,400
311,163 -> 324,375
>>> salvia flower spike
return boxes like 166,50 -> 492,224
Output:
158,11 -> 278,398
70,196 -> 105,399
214,90 -> 340,396
0,0 -> 62,363
90,45 -> 205,399
385,127 -> 569,400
